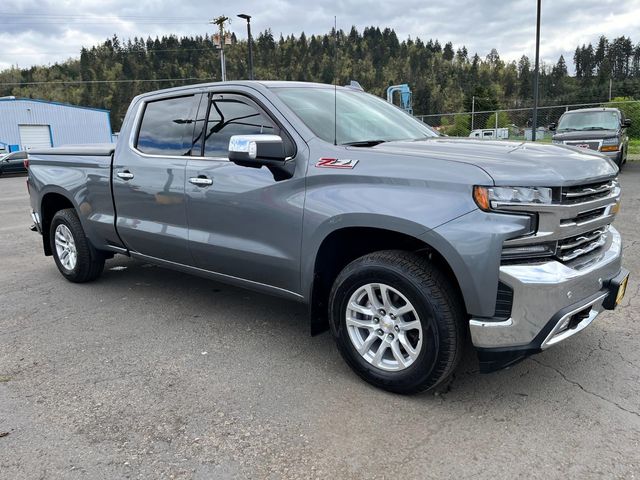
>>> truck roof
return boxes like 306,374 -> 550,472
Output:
131,80 -> 352,101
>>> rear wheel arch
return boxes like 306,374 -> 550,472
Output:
40,192 -> 76,256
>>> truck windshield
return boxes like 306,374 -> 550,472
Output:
271,87 -> 438,145
557,111 -> 619,132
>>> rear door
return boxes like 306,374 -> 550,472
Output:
184,90 -> 306,294
112,94 -> 201,265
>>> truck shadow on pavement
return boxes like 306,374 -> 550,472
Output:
92,254 -> 614,405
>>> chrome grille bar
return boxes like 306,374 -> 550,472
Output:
563,181 -> 615,200
557,228 -> 607,251
556,235 -> 607,262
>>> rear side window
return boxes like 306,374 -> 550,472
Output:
136,95 -> 198,156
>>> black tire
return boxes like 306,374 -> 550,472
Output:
329,250 -> 465,394
50,208 -> 105,283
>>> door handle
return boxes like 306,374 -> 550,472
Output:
189,176 -> 213,187
117,170 -> 134,180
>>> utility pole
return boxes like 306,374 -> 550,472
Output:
237,14 -> 254,80
211,15 -> 229,81
531,0 -> 541,142
471,95 -> 475,131
609,77 -> 612,101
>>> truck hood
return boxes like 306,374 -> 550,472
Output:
552,129 -> 618,141
366,138 -> 618,186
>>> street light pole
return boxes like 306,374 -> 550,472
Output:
238,14 -> 254,80
531,0 -> 541,142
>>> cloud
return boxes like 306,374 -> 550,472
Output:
1,0 -> 639,72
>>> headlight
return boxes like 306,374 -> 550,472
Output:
600,137 -> 620,152
473,185 -> 552,211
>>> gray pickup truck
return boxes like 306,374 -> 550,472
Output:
27,81 -> 629,394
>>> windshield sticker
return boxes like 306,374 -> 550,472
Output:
316,158 -> 359,169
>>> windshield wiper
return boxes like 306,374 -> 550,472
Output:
341,140 -> 387,147
558,128 -> 577,132
580,126 -> 612,130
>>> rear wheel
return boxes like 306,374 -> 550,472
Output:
50,208 -> 105,282
329,250 -> 465,394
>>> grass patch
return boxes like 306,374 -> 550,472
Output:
629,139 -> 640,156
0,375 -> 12,383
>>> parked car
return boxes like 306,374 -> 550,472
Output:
25,81 -> 628,394
469,128 -> 509,140
0,150 -> 28,176
550,107 -> 630,169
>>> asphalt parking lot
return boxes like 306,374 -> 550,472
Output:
1,165 -> 639,479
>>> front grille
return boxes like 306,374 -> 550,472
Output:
564,141 -> 600,152
500,177 -> 619,264
561,180 -> 615,204
555,227 -> 608,262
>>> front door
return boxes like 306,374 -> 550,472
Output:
185,91 -> 305,294
112,94 -> 200,265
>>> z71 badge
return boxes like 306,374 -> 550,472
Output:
315,158 -> 359,169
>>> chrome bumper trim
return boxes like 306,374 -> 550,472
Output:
470,226 -> 622,349
540,293 -> 607,349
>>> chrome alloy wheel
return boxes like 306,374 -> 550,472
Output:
54,224 -> 78,271
346,283 -> 423,371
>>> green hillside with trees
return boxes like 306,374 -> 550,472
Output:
0,27 -> 638,132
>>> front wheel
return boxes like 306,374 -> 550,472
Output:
329,250 -> 465,394
50,208 -> 105,283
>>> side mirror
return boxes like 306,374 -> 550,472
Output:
622,118 -> 631,128
228,135 -> 286,164
548,122 -> 557,131
228,134 -> 294,180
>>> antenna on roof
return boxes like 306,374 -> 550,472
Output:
333,16 -> 338,146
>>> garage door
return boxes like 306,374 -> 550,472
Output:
19,125 -> 52,150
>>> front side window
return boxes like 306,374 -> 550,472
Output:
199,95 -> 276,158
136,95 -> 198,156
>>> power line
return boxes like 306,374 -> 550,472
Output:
5,21 -> 208,25
0,12 -> 203,19
4,48 -> 219,56
0,77 -> 216,86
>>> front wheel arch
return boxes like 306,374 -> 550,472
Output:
307,226 -> 466,336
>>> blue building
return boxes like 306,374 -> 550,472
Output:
0,97 -> 112,153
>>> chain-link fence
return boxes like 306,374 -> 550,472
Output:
416,100 -> 640,141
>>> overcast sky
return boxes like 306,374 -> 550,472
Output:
1,0 -> 639,73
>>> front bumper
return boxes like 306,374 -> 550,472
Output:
602,150 -> 622,162
470,225 -> 626,371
